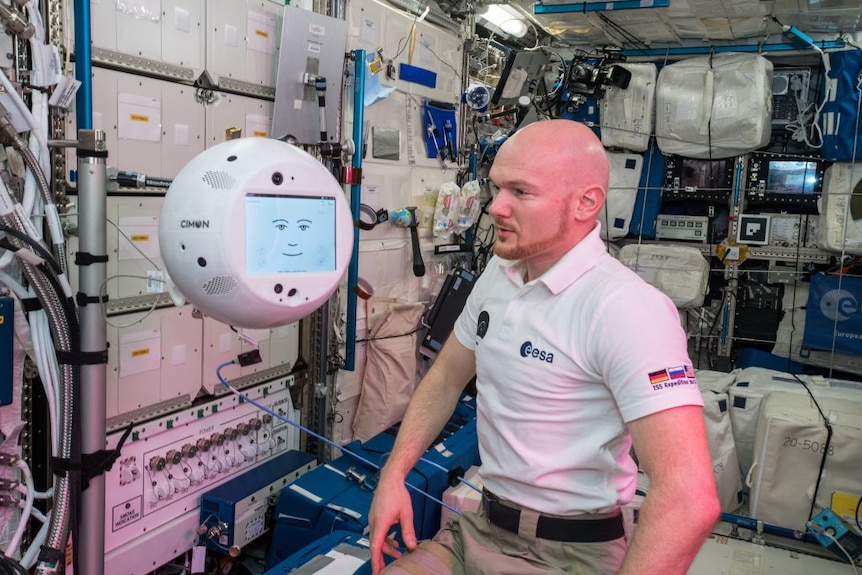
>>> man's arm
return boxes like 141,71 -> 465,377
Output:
368,334 -> 476,575
620,405 -> 721,575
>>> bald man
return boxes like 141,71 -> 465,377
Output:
368,120 -> 719,575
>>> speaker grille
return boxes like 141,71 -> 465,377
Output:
203,276 -> 238,296
201,170 -> 236,190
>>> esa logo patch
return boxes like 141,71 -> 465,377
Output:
477,311 -> 490,339
519,341 -> 554,363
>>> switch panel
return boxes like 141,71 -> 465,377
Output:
104,375 -> 302,574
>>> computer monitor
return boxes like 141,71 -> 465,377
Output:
490,49 -> 552,107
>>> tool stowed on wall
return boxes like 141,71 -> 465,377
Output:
424,101 -> 457,166
391,207 -> 425,277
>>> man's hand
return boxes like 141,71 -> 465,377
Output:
368,476 -> 417,575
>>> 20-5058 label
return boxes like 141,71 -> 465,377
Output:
783,436 -> 835,456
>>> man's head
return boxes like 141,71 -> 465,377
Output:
487,119 -> 609,279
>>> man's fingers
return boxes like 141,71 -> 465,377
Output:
371,538 -> 402,575
383,536 -> 403,557
399,520 -> 417,550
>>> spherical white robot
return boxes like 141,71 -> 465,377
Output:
159,138 -> 354,328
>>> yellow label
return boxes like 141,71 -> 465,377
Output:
253,130 -> 267,137
831,492 -> 862,521
131,348 -> 150,358
255,29 -> 269,38
130,234 -> 150,242
129,113 -> 149,123
0,316 -> 4,324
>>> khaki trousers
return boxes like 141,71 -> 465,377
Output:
382,499 -> 627,575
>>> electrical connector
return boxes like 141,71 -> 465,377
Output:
0,478 -> 19,490
236,349 -> 262,368
807,509 -> 862,564
0,3 -> 34,39
0,452 -> 19,466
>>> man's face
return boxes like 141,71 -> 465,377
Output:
487,152 -> 573,263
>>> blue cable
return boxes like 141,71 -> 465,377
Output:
215,361 -> 471,516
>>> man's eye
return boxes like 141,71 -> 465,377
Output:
274,224 -> 287,231
298,224 -> 310,231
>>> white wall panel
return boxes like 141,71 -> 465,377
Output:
363,91 -> 411,167
110,196 -> 165,300
66,67 -> 205,183
205,91 -> 273,147
161,0 -> 207,72
357,238 -> 412,301
270,322 -> 300,369
83,0 -> 205,77
358,0 -> 461,105
202,318 -> 247,394
106,306 -> 202,419
202,318 -> 299,393
205,0 -> 284,93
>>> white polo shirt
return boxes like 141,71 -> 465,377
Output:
454,225 -> 703,516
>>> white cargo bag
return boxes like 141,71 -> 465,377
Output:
695,369 -> 736,393
728,367 -> 862,478
728,367 -> 813,475
748,391 -> 862,530
702,390 -> 744,512
601,63 -> 656,153
655,53 -> 772,159
599,153 -> 643,240
617,244 -> 708,308
818,163 -> 862,255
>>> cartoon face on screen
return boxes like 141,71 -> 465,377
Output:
245,194 -> 336,274
272,217 -> 313,257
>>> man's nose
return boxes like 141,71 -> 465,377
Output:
488,193 -> 508,217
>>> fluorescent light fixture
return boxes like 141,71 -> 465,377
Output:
480,4 -> 528,38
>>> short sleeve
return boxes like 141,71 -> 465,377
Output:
591,282 -> 703,422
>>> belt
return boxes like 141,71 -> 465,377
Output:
482,489 -> 625,543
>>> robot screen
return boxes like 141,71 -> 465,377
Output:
245,194 -> 337,274
159,138 -> 353,329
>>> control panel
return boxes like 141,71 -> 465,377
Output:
768,213 -> 819,248
104,374 -> 302,574
745,152 -> 825,208
200,450 -> 317,552
655,214 -> 709,242
662,155 -> 735,202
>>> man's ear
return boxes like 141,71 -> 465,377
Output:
574,186 -> 606,221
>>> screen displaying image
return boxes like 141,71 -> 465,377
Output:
766,161 -> 819,194
680,158 -> 732,189
245,194 -> 336,274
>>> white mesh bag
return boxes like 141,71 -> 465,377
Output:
701,389 -> 744,512
655,53 -> 772,159
747,391 -> 862,530
818,163 -> 862,255
617,244 -> 709,308
600,63 -> 656,153
728,367 -> 862,478
599,152 -> 643,240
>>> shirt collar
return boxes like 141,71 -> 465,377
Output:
500,223 -> 607,295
